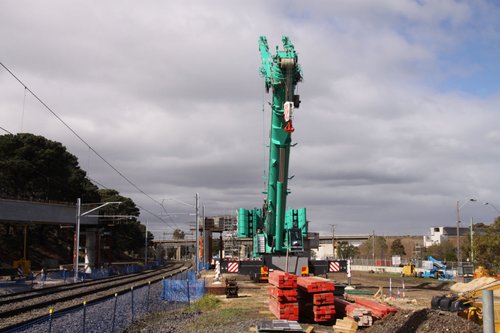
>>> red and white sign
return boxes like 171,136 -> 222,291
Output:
329,261 -> 340,272
227,261 -> 239,273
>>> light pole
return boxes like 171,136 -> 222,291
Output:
456,198 -> 476,280
161,194 -> 200,275
470,217 -> 474,264
75,199 -> 121,282
144,220 -> 148,266
195,193 -> 199,275
483,202 -> 500,215
330,224 -> 336,259
202,205 -> 206,266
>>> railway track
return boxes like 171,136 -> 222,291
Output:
0,262 -> 190,332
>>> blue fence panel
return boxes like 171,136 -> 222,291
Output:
162,279 -> 205,302
187,270 -> 197,281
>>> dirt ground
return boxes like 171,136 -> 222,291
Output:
200,270 -> 483,333
333,270 -> 453,310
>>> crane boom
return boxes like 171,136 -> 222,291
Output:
238,36 -> 306,257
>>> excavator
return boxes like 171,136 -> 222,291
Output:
237,36 -> 308,273
431,277 -> 500,330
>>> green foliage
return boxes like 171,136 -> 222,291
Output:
0,134 -> 147,266
424,240 -> 457,262
98,189 -> 145,256
189,294 -> 221,312
0,133 -> 99,202
473,218 -> 500,273
390,238 -> 406,256
337,241 -> 359,259
173,229 -> 185,240
358,236 -> 388,258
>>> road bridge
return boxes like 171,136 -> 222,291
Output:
319,235 -> 371,244
0,198 -> 98,225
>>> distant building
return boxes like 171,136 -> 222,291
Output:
423,226 -> 470,247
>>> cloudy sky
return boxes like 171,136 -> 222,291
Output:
2,1 -> 500,239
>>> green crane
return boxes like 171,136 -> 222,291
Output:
238,36 -> 307,257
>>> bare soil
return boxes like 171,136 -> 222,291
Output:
129,270 -> 484,333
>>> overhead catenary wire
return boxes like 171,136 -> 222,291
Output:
0,61 -> 176,228
0,126 -> 13,134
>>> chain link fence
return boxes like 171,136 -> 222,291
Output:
6,268 -> 204,333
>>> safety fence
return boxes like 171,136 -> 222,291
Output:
350,257 -> 463,270
6,268 -> 205,333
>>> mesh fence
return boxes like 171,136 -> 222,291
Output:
5,268 -> 203,333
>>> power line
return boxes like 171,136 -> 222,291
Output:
0,126 -> 13,134
0,61 -> 173,225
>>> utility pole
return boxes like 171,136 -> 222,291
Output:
470,217 -> 474,264
74,198 -> 81,282
330,224 -> 336,259
372,230 -> 375,265
202,205 -> 206,265
456,199 -> 477,282
456,200 -> 461,269
74,199 -> 121,283
195,193 -> 199,275
144,220 -> 148,266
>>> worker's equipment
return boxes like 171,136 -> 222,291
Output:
420,256 -> 452,280
225,278 -> 238,298
237,36 -> 306,259
401,262 -> 417,277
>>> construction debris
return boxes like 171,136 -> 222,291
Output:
332,317 -> 358,333
334,298 -> 373,327
351,297 -> 397,319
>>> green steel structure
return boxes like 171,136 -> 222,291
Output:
238,36 -> 307,257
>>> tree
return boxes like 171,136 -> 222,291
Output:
337,241 -> 359,259
173,229 -> 185,240
0,134 -> 148,266
358,236 -> 388,258
424,240 -> 456,262
473,217 -> 500,273
0,133 -> 100,267
98,189 -> 145,257
0,133 -> 99,202
390,239 -> 406,256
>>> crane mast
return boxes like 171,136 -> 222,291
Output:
238,36 -> 307,257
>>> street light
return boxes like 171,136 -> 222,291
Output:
483,202 -> 500,214
75,198 -> 121,282
456,198 -> 476,278
160,194 -> 200,275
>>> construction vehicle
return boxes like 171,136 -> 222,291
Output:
420,256 -> 452,280
237,36 -> 307,273
401,262 -> 417,277
431,277 -> 500,330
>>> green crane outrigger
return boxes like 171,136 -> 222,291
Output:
238,36 -> 307,259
